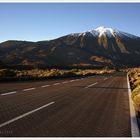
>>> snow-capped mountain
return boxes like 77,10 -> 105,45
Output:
68,26 -> 140,54
86,26 -> 139,39
0,26 -> 140,69
90,26 -> 116,37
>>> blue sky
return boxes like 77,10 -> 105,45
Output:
0,3 -> 140,42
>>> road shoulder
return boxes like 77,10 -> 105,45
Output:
127,74 -> 140,137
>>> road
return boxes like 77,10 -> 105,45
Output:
0,72 -> 134,137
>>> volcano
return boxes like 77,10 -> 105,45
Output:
0,26 -> 140,69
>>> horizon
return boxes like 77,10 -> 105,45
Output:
1,25 -> 140,43
0,2 -> 140,138
0,3 -> 140,42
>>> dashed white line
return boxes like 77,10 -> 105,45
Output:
1,91 -> 17,96
62,81 -> 69,84
85,82 -> 98,89
1,76 -> 96,96
0,101 -> 55,128
23,88 -> 36,91
41,85 -> 51,88
69,80 -> 75,82
104,78 -> 108,80
53,83 -> 60,86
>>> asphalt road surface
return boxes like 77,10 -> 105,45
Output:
0,72 -> 132,137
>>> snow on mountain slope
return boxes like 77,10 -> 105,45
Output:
0,26 -> 140,68
68,26 -> 140,54
85,26 -> 139,52
86,26 -> 139,39
95,26 -> 114,37
69,26 -> 139,40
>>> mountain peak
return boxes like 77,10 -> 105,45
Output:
95,26 -> 107,30
0,26 -> 140,68
95,26 -> 114,36
87,26 -> 115,38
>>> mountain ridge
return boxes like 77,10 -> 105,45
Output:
0,26 -> 140,69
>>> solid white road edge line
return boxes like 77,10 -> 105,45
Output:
0,101 -> 55,128
23,88 -> 36,91
85,82 -> 98,89
1,91 -> 17,96
127,74 -> 140,137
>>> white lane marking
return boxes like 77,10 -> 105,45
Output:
62,81 -> 69,84
23,88 -> 36,91
127,74 -> 140,137
104,78 -> 108,80
1,91 -> 17,96
70,80 -> 75,82
85,82 -> 98,89
0,102 -> 55,128
41,85 -> 50,88
53,83 -> 60,86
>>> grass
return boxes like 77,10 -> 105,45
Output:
128,68 -> 140,113
0,68 -> 115,81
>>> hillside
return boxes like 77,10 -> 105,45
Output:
0,26 -> 140,69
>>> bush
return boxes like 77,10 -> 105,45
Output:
0,69 -> 16,77
129,68 -> 140,112
0,68 -> 115,81
133,93 -> 140,112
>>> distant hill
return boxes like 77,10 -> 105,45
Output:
0,26 -> 140,69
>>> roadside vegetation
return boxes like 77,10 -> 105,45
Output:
128,68 -> 140,113
0,68 -> 115,81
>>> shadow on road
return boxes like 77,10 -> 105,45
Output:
86,86 -> 130,90
74,86 -> 130,90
